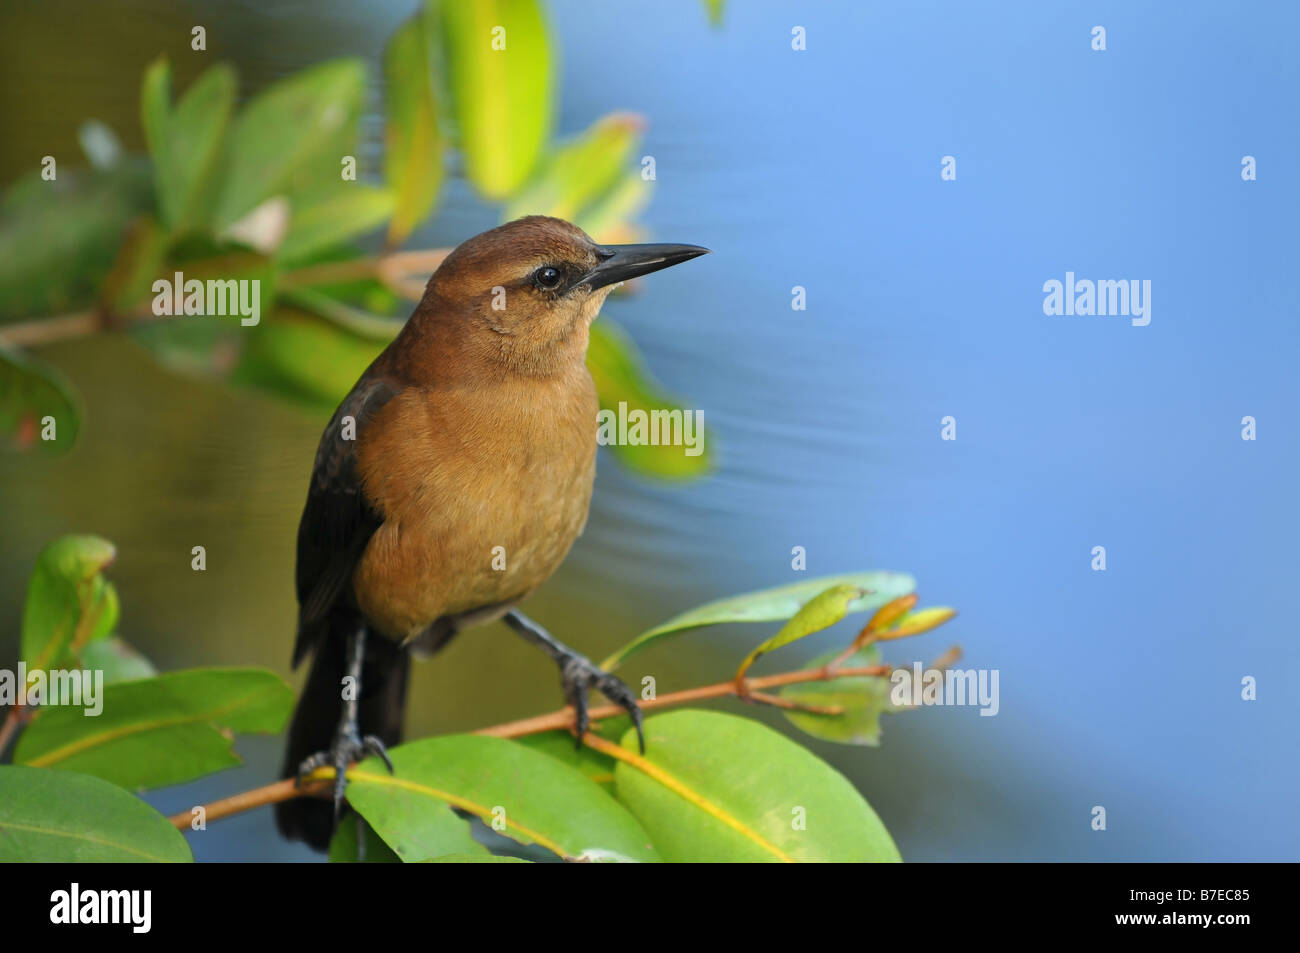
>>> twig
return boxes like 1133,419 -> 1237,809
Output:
0,248 -> 454,350
167,658 -> 911,830
0,703 -> 32,762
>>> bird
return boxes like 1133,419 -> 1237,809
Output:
275,215 -> 709,849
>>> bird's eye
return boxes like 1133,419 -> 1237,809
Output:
533,266 -> 562,290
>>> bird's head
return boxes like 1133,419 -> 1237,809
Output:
420,216 -> 708,377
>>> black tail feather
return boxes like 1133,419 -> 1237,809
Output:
276,611 -> 409,850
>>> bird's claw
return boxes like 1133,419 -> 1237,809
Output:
295,731 -> 394,820
560,653 -> 645,753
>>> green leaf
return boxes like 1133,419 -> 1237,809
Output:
329,814 -> 401,863
231,307 -> 386,409
80,637 -> 158,685
143,62 -> 237,231
279,186 -> 396,264
425,853 -> 530,863
0,163 -> 154,318
0,765 -> 191,862
514,718 -> 630,789
601,570 -> 917,670
214,59 -> 366,229
780,647 -> 899,746
506,113 -> 643,223
14,668 -> 293,790
140,58 -> 172,169
384,6 -> 444,245
345,734 -> 660,862
611,710 -> 900,862
0,346 -> 81,456
587,319 -> 713,481
20,535 -> 118,672
440,0 -> 552,199
735,583 -> 864,682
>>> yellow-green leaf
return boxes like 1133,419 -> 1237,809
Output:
440,0 -> 552,199
506,112 -> 643,223
19,534 -> 117,672
384,6 -> 444,245
602,571 -> 915,671
734,584 -> 864,682
875,607 -> 957,640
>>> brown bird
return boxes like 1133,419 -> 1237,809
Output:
275,215 -> 708,848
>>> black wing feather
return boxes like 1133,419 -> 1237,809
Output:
291,376 -> 397,668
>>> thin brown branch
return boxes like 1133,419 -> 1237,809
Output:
167,658 -> 911,831
0,703 -> 32,761
0,248 -> 454,350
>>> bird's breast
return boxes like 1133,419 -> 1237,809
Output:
351,371 -> 598,641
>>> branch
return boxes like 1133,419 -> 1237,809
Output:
167,651 -> 958,831
0,248 -> 453,350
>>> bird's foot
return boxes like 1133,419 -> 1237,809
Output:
295,730 -> 394,820
559,653 -> 645,753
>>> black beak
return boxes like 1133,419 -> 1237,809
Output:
581,242 -> 710,291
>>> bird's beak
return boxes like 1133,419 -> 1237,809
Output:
581,242 -> 710,291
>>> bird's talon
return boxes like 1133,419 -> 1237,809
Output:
558,654 -> 643,753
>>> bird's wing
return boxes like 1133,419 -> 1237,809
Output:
292,375 -> 397,668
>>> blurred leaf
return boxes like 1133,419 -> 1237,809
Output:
214,59 -> 365,229
384,6 -> 444,245
0,766 -> 191,862
734,584 -> 864,682
231,307 -> 385,409
506,113 -> 643,223
346,734 -> 660,862
586,319 -> 713,481
99,215 -> 170,312
440,0 -> 552,199
15,668 -> 293,790
141,60 -> 236,231
281,286 -> 405,340
19,535 -> 117,672
140,57 -> 171,166
0,346 -> 81,456
575,173 -> 652,245
611,710 -> 899,862
280,186 -> 396,265
329,814 -> 401,863
703,0 -> 725,27
0,163 -> 153,318
874,607 -> 958,641
601,570 -> 916,671
781,646 -> 898,746
80,637 -> 157,685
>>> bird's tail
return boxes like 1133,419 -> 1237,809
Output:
275,611 -> 410,850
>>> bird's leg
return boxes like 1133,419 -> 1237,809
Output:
295,624 -> 395,826
503,610 -> 645,752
